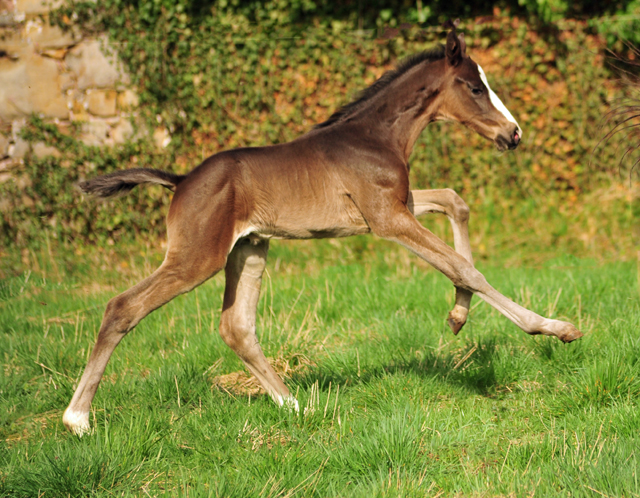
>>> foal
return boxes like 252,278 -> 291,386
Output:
63,27 -> 582,435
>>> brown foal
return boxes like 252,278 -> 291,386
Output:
63,27 -> 582,435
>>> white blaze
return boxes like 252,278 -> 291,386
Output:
477,64 -> 523,138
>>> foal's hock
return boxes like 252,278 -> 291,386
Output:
63,26 -> 582,435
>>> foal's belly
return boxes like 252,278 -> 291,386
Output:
260,224 -> 371,240
251,191 -> 371,240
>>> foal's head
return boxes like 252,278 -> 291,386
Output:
438,29 -> 523,151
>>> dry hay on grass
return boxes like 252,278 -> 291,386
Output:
237,419 -> 292,451
209,354 -> 314,397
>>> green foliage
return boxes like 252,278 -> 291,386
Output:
1,9 -> 637,260
0,117 -> 173,249
517,0 -> 569,22
594,0 -> 640,48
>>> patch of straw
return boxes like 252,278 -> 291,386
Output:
209,354 -> 314,396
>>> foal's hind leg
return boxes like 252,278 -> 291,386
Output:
219,238 -> 298,410
409,189 -> 474,334
63,251 -> 226,435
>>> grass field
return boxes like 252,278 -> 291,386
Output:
1,238 -> 639,497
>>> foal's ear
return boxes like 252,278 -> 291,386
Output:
445,29 -> 466,67
458,33 -> 467,55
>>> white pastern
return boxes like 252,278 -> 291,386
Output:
477,64 -> 523,138
277,395 -> 300,413
62,408 -> 91,436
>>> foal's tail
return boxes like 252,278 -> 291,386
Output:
77,168 -> 186,199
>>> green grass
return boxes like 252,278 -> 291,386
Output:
1,240 -> 639,497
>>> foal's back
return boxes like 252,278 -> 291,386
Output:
170,126 -> 393,241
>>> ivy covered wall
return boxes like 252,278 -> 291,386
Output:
0,2 -> 638,263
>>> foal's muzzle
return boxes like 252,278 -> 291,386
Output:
496,125 -> 521,151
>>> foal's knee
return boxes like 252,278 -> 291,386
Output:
458,266 -> 489,293
444,188 -> 469,224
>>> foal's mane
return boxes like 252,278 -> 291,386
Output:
315,44 -> 446,129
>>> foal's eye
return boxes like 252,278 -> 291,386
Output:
471,87 -> 483,96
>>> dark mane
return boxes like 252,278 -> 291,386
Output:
315,44 -> 446,129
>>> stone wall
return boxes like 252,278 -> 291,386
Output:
0,0 -> 151,182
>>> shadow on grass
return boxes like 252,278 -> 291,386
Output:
291,335 -> 517,397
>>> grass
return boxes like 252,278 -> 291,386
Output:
0,239 -> 639,497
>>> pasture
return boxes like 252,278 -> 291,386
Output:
1,239 -> 638,497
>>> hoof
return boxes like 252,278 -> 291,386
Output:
277,395 -> 300,413
557,323 -> 583,343
447,306 -> 468,335
62,408 -> 90,436
534,320 -> 583,343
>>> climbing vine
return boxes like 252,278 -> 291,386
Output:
1,5 -> 637,261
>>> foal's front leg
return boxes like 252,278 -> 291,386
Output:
370,205 -> 582,342
408,189 -> 473,334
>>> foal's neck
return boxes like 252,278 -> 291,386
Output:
358,60 -> 445,162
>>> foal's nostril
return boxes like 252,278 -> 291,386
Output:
513,128 -> 521,146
